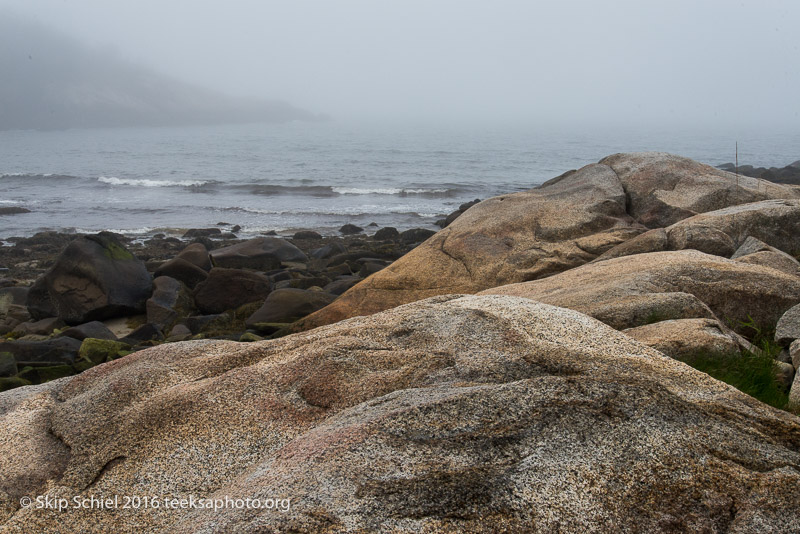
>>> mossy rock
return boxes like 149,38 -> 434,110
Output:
79,338 -> 132,365
36,365 -> 76,383
0,376 -> 32,392
239,332 -> 264,342
100,239 -> 135,261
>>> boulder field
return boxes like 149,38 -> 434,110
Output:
2,295 -> 799,533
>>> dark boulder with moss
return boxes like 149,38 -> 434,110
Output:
78,338 -> 132,366
25,232 -> 152,324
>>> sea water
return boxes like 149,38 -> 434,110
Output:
1,120 -> 797,240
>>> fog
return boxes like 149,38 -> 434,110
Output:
2,0 -> 798,127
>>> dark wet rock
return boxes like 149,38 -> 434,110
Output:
175,243 -> 212,271
325,263 -> 355,277
210,237 -> 307,271
281,276 -> 331,290
25,232 -> 152,324
372,227 -> 399,241
182,228 -> 221,238
194,268 -> 272,314
57,321 -> 117,341
0,337 -> 81,366
178,314 -> 227,335
339,223 -> 363,235
10,317 -> 66,337
323,276 -> 362,296
0,376 -> 31,392
268,270 -> 292,283
310,242 -> 347,260
25,278 -> 57,320
399,228 -> 436,245
717,159 -> 800,185
293,230 -> 323,240
146,276 -> 194,330
0,352 -> 17,377
440,198 -> 482,227
120,323 -> 163,344
154,258 -> 209,289
245,288 -> 336,328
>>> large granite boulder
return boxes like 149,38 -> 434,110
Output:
665,199 -> 800,256
295,153 -> 800,332
294,162 -> 641,330
599,152 -> 797,228
597,200 -> 800,263
1,295 -> 799,532
210,237 -> 308,271
483,250 -> 800,334
624,318 -> 753,360
25,233 -> 152,324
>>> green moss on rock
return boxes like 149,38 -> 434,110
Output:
0,376 -> 32,392
79,338 -> 132,365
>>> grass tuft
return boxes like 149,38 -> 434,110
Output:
684,314 -> 791,411
680,349 -> 789,410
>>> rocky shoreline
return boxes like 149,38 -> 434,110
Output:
2,152 -> 800,532
0,223 -> 450,391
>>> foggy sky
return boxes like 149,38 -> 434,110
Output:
2,0 -> 798,127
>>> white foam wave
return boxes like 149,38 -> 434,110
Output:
98,176 -> 209,187
221,206 -> 439,217
332,187 -> 449,195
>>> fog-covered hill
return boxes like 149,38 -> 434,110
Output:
0,12 -> 322,130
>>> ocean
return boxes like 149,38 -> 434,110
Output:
1,121 -> 798,241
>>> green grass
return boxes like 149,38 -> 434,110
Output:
680,349 -> 789,410
682,314 -> 791,411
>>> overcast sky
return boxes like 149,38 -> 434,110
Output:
2,0 -> 798,126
